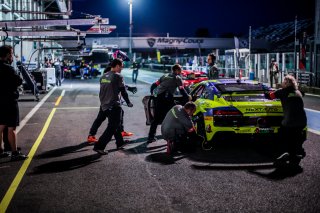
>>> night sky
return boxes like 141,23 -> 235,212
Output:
72,0 -> 315,37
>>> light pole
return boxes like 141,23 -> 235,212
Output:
128,0 -> 133,57
294,15 -> 297,72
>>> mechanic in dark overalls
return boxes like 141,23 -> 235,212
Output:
147,64 -> 191,143
161,102 -> 204,155
92,58 -> 133,155
87,65 -> 137,143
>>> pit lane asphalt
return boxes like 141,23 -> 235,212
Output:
0,70 -> 320,212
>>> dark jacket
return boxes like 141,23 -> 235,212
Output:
0,60 -> 22,103
208,63 -> 219,79
99,71 -> 131,111
274,86 -> 307,128
150,73 -> 188,99
161,105 -> 194,140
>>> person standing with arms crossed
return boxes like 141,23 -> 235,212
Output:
0,45 -> 27,161
93,58 -> 133,155
207,53 -> 219,79
147,64 -> 191,143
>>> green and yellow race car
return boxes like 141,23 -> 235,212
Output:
190,79 -> 283,146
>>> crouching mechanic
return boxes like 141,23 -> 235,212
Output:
161,102 -> 204,155
92,58 -> 133,155
265,74 -> 307,167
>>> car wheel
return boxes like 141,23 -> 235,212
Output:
196,113 -> 206,139
195,113 -> 212,150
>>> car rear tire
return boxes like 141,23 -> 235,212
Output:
196,113 -> 206,139
195,113 -> 212,150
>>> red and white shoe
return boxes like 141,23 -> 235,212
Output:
121,131 -> 134,137
87,135 -> 98,143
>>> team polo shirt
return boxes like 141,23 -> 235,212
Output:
161,105 -> 194,140
99,71 -> 126,111
156,73 -> 183,96
274,86 -> 307,128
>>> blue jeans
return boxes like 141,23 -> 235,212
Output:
132,70 -> 138,83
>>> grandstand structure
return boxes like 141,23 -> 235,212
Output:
251,19 -> 314,52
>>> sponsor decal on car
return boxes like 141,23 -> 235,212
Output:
204,116 -> 213,121
237,128 -> 252,133
254,128 -> 274,134
245,107 -> 280,113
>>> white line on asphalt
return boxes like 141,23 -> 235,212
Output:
56,106 -> 99,110
137,79 -> 153,85
308,128 -> 320,135
16,86 -> 57,134
61,90 -> 65,96
305,93 -> 320,98
305,108 -> 320,113
194,162 -> 274,167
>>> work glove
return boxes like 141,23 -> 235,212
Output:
150,83 -> 158,95
264,91 -> 271,99
127,86 -> 137,94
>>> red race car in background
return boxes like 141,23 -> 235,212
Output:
181,70 -> 208,88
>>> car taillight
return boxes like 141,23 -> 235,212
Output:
213,108 -> 242,116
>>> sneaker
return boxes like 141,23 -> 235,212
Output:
93,148 -> 108,155
4,146 -> 21,152
0,152 -> 9,158
87,135 -> 98,143
121,131 -> 134,137
11,152 -> 28,161
117,140 -> 130,150
147,137 -> 157,144
276,152 -> 290,161
35,94 -> 40,101
166,140 -> 175,156
289,154 -> 303,166
274,152 -> 290,167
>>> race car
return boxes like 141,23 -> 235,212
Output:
190,79 -> 285,146
181,70 -> 208,88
